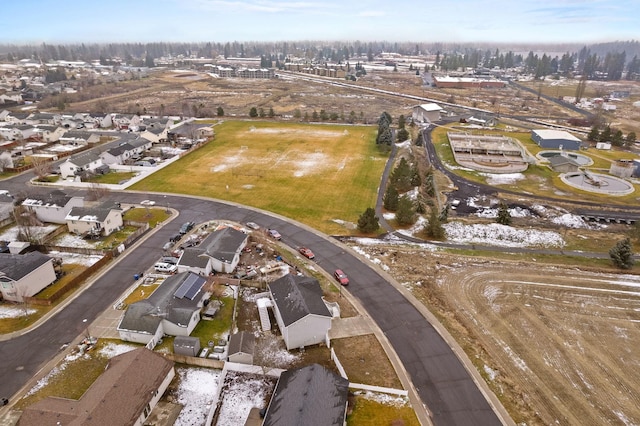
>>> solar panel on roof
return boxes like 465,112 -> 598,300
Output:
174,274 -> 206,300
185,276 -> 205,300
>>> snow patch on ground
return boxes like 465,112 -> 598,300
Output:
174,367 -> 221,426
383,213 -> 396,220
98,342 -> 138,358
481,172 -> 526,185
216,372 -> 274,426
484,365 -> 499,381
48,251 -> 104,266
353,390 -> 410,407
444,222 -> 565,248
551,213 -> 590,229
24,352 -> 89,397
0,305 -> 36,319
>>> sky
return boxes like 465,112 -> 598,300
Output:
2,0 -> 638,45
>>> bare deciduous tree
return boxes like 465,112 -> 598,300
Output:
31,156 -> 52,180
87,183 -> 110,201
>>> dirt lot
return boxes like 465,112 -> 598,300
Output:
346,243 -> 640,425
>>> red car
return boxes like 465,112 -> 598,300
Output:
334,269 -> 349,286
298,247 -> 315,259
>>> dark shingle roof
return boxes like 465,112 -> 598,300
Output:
262,364 -> 349,426
201,227 -> 247,263
228,331 -> 255,356
0,251 -> 52,280
268,274 -> 331,326
178,248 -> 210,268
19,348 -> 174,426
68,150 -> 101,166
117,272 -> 205,335
105,142 -> 135,157
22,190 -> 72,208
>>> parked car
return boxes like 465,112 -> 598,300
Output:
298,247 -> 315,259
246,222 -> 260,230
161,256 -> 179,265
268,229 -> 281,240
154,262 -> 177,273
140,199 -> 155,206
334,269 -> 349,286
179,221 -> 195,235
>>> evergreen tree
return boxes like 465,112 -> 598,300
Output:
398,114 -> 406,129
396,195 -> 416,225
496,202 -> 511,225
424,172 -> 435,197
599,125 -> 612,142
390,157 -> 412,192
424,208 -> 445,239
268,107 -> 275,117
410,165 -> 421,187
625,132 -> 636,146
587,125 -> 600,142
383,185 -> 399,211
397,128 -> 409,142
609,238 -> 634,269
357,207 -> 379,233
216,106 -> 224,116
611,130 -> 624,147
414,132 -> 423,146
258,107 -> 265,117
144,54 -> 155,67
439,205 -> 449,223
249,107 -> 258,117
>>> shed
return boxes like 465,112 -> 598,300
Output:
227,331 -> 255,365
548,155 -> 580,173
174,336 -> 201,357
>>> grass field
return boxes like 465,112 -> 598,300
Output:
130,121 -> 387,234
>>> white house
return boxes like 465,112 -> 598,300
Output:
66,203 -> 123,237
177,226 -> 248,275
21,190 -> 84,224
0,251 -> 56,302
412,103 -> 443,124
117,272 -> 210,347
19,348 -> 175,426
59,150 -> 105,178
268,274 -> 333,350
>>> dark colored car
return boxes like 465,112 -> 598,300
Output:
334,269 -> 349,286
179,221 -> 195,235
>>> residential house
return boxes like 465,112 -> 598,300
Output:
21,190 -> 84,224
140,126 -> 168,144
117,272 -> 210,347
0,125 -> 24,141
18,348 -> 175,426
100,142 -> 138,165
59,130 -> 100,146
268,274 -> 333,350
227,331 -> 255,365
36,125 -> 66,143
262,364 -> 349,426
177,226 -> 248,275
59,150 -> 105,179
66,203 -> 123,237
167,121 -> 214,143
0,251 -> 56,302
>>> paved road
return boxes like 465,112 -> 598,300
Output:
0,190 -> 506,426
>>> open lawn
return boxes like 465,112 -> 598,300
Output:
130,121 -> 387,234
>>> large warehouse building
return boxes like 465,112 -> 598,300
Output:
531,129 -> 583,151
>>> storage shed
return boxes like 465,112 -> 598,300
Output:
174,336 -> 201,357
227,331 -> 255,365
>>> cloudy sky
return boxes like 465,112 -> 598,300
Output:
3,0 -> 637,44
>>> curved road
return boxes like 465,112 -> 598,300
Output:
0,185 -> 506,426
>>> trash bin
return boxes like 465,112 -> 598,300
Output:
134,274 -> 140,281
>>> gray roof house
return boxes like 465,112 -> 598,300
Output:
65,203 -> 123,237
262,364 -> 349,426
268,274 -> 332,350
0,251 -> 56,302
178,227 -> 248,274
117,272 -> 210,348
227,331 -> 255,365
21,189 -> 84,224
174,335 -> 201,357
18,348 -> 175,426
548,155 -> 580,173
59,150 -> 105,179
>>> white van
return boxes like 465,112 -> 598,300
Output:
154,262 -> 177,273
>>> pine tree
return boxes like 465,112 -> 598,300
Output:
216,106 -> 224,116
424,208 -> 445,239
390,157 -> 412,192
249,107 -> 258,117
396,195 -> 416,225
609,238 -> 634,269
357,208 -> 379,233
496,202 -> 511,225
587,125 -> 599,142
383,185 -> 399,211
414,132 -> 423,146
